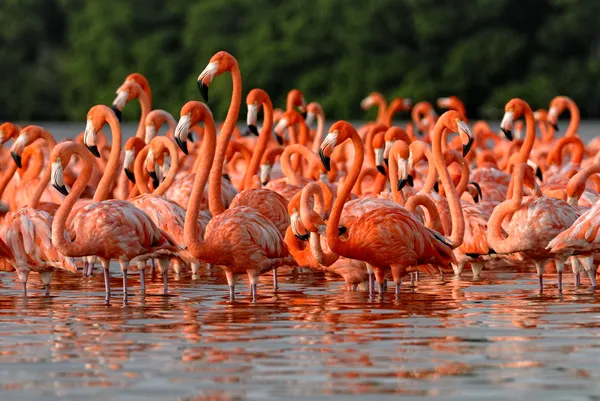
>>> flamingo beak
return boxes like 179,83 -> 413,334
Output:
248,125 -> 259,136
54,183 -> 69,196
51,160 -> 69,196
11,151 -> 22,168
551,123 -> 559,131
148,169 -> 159,189
338,226 -> 348,236
377,165 -> 386,175
87,145 -> 101,158
433,181 -> 439,193
174,114 -> 191,155
111,106 -> 122,123
457,120 -> 473,157
125,168 -> 136,184
535,167 -> 543,181
470,181 -> 482,203
500,110 -> 514,141
198,81 -> 209,102
407,174 -> 414,187
175,136 -> 188,155
319,132 -> 338,172
398,179 -> 407,191
222,173 -> 231,182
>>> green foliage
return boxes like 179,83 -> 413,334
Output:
1,0 -> 600,121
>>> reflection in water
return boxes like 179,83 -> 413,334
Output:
0,262 -> 599,400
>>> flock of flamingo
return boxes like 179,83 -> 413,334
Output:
0,50 -> 598,304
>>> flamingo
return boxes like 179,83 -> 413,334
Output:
51,106 -> 178,304
183,51 -> 293,301
317,111 -> 471,296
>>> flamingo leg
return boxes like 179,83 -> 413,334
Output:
535,260 -> 547,293
248,270 -> 259,302
452,263 -> 463,277
150,259 -> 156,279
137,261 -> 146,295
225,271 -> 238,301
410,273 -> 415,287
40,271 -> 52,297
575,273 -> 581,288
87,256 -> 96,276
273,268 -> 278,291
580,255 -> 597,288
395,282 -> 401,297
16,269 -> 29,297
587,270 -> 597,288
416,271 -> 420,281
158,258 -> 170,295
555,259 -> 565,293
119,261 -> 129,305
101,259 -> 111,304
471,263 -> 484,279
191,262 -> 200,277
83,260 -> 89,277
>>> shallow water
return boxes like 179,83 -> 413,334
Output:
1,263 -> 600,400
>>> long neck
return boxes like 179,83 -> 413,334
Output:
208,65 -> 241,216
405,194 -> 444,233
134,147 -> 152,194
327,132 -> 364,253
566,162 -> 600,201
243,101 -> 273,190
310,232 -> 339,266
93,114 -> 122,201
432,121 -> 464,248
185,115 -> 217,256
135,92 -> 151,139
29,130 -> 57,208
414,144 -> 437,193
52,145 -> 95,257
487,170 -> 525,253
284,228 -> 311,266
281,144 -> 314,186
0,162 -> 18,200
517,106 -> 536,165
154,140 -> 180,196
375,96 -> 387,124
565,101 -> 580,138
21,150 -> 44,181
311,112 -> 325,153
388,156 -> 405,206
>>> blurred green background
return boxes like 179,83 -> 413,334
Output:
2,0 -> 600,121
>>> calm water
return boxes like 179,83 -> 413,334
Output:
0,262 -> 599,401
2,121 -> 599,400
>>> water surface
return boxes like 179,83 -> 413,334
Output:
1,263 -> 599,400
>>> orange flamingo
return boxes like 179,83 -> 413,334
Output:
318,112 -> 471,296
184,51 -> 293,301
51,107 -> 178,304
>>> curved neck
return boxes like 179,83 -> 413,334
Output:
387,157 -> 405,206
243,100 -> 273,190
134,147 -> 152,194
29,130 -> 57,208
135,91 -> 151,139
405,194 -> 444,233
487,169 -> 526,253
311,112 -> 325,153
375,96 -> 387,124
208,64 -> 241,216
281,144 -> 315,186
516,106 -> 536,166
411,142 -> 437,193
0,162 -> 18,200
432,120 -> 464,248
185,115 -> 217,255
52,144 -> 95,257
21,149 -> 45,181
565,101 -> 580,138
93,113 -> 122,201
154,139 -> 179,196
566,162 -> 600,201
327,131 -> 364,253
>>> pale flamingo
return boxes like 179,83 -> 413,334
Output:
487,162 -> 578,292
184,51 -> 293,301
437,96 -> 468,123
318,112 -> 470,296
360,92 -> 388,125
51,106 -> 178,304
305,102 -> 326,153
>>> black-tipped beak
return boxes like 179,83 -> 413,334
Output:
222,173 -> 231,182
551,123 -> 559,131
462,136 -> 474,157
301,110 -> 308,120
501,128 -> 513,141
261,180 -> 268,186
418,129 -> 424,137
111,105 -> 122,123
148,170 -> 159,189
175,136 -> 189,155
470,181 -> 482,203
338,226 -> 347,236
407,174 -> 414,187
535,167 -> 543,181
319,149 -> 331,171
384,158 -> 389,167
87,144 -> 101,158
275,133 -> 284,145
398,179 -> 407,191
294,232 -> 310,241
433,181 -> 439,193
11,151 -> 22,168
376,165 -> 386,175
53,183 -> 69,196
198,81 -> 209,102
125,168 -> 136,184
248,124 -> 259,136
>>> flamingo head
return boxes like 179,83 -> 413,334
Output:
437,96 -> 452,109
50,142 -> 92,196
112,80 -> 144,123
125,73 -> 151,100
290,209 -> 309,241
0,122 -> 20,146
287,89 -> 307,118
305,102 -> 323,127
439,111 -> 473,157
144,110 -> 173,144
527,159 -> 543,182
547,96 -> 572,132
501,99 -> 532,141
197,51 -> 237,102
373,131 -> 386,174
175,101 -> 212,154
246,89 -> 271,136
274,110 -> 302,145
319,121 -> 357,171
466,181 -> 483,203
84,105 -> 114,158
10,125 -> 46,168
390,140 -> 412,190
123,137 -> 145,184
259,163 -> 272,186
